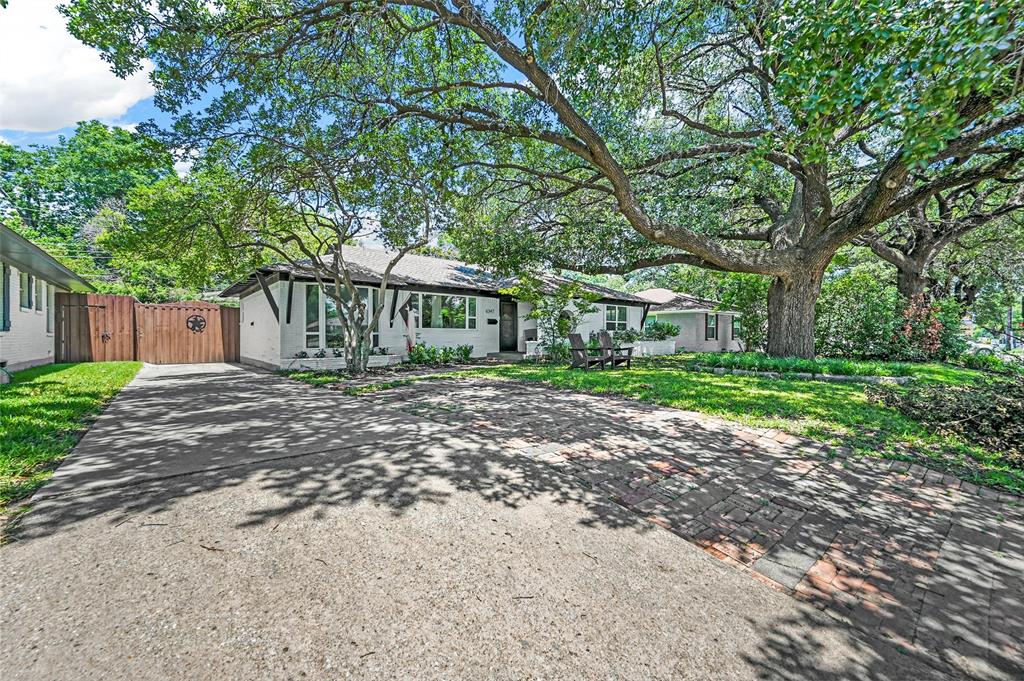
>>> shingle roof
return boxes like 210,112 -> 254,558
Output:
221,245 -> 646,304
636,287 -> 735,313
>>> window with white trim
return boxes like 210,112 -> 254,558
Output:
35,277 -> 43,311
705,313 -> 718,340
19,272 -> 31,309
304,285 -> 320,348
731,316 -> 741,340
326,286 -> 380,348
410,293 -> 477,329
306,284 -> 381,349
605,304 -> 628,331
46,285 -> 55,332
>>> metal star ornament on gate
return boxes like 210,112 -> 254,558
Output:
186,314 -> 207,333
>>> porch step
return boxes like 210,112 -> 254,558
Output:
486,351 -> 526,360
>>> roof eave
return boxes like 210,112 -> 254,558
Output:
0,226 -> 95,292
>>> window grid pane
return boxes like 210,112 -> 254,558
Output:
606,305 -> 628,331
420,294 -> 468,329
305,285 -> 320,348
325,296 -> 343,348
19,272 -> 30,309
46,285 -> 54,332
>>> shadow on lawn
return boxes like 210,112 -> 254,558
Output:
6,365 -> 1021,679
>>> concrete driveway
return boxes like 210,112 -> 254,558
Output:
2,364 -> 952,680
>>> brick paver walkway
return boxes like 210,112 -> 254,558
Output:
359,377 -> 1023,680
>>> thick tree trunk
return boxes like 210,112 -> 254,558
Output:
896,265 -> 928,300
766,267 -> 824,358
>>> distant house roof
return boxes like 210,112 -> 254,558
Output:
636,287 -> 737,314
0,226 -> 95,292
221,245 -> 646,304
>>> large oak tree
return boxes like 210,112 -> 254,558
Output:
65,0 -> 1023,356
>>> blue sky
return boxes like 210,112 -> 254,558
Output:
0,1 -> 523,154
0,1 -> 171,149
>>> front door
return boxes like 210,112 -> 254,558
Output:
499,300 -> 518,351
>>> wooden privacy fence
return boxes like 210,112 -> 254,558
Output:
55,293 -> 239,364
136,302 -> 239,364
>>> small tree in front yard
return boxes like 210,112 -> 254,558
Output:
502,277 -> 599,361
119,137 -> 445,375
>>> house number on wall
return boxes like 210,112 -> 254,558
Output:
186,314 -> 207,333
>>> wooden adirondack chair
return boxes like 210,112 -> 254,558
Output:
568,333 -> 606,370
598,330 -> 633,369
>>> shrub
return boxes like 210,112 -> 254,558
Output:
815,270 -> 968,361
888,295 -> 968,362
959,352 -> 1024,377
815,271 -> 901,359
407,343 -> 438,364
933,297 -> 970,360
545,340 -> 571,363
868,377 -> 1023,469
642,320 -> 680,341
455,344 -> 474,363
612,328 -> 643,344
407,343 -> 474,365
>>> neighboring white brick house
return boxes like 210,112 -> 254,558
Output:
1,226 -> 95,374
222,246 -> 649,370
636,288 -> 743,352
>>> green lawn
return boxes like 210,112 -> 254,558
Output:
455,358 -> 1021,494
0,362 -> 141,519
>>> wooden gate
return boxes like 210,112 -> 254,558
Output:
55,293 -> 136,363
55,294 -> 239,364
135,302 -> 240,364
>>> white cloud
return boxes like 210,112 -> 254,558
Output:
172,148 -> 197,177
173,158 -> 193,177
0,2 -> 154,132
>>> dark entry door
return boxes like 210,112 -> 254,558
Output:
499,300 -> 518,351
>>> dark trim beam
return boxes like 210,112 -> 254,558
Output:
255,271 -> 280,322
388,286 -> 402,328
285,274 -> 294,324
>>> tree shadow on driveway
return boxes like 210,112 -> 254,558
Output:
4,364 -> 1018,680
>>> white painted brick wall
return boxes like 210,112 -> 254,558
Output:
238,281 -> 649,368
654,311 -> 742,352
0,263 -> 59,372
239,280 -> 281,367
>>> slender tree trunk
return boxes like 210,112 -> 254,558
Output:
766,266 -> 825,358
344,328 -> 371,376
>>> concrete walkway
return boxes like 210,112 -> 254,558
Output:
0,364 -> 1004,680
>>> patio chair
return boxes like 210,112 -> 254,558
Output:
568,333 -> 606,370
598,330 -> 633,369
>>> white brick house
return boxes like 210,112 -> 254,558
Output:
1,226 -> 95,374
221,246 -> 649,370
636,288 -> 743,352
